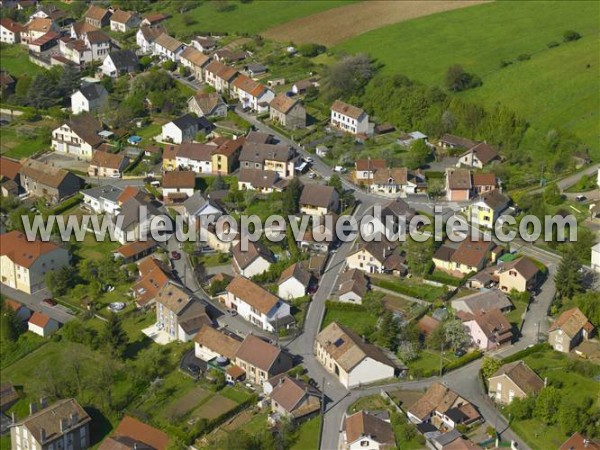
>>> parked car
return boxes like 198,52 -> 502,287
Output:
171,251 -> 181,260
187,364 -> 200,376
454,348 -> 466,357
304,156 -> 314,163
576,194 -> 587,202
228,309 -> 238,317
42,298 -> 57,306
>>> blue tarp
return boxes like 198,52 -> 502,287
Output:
128,135 -> 142,144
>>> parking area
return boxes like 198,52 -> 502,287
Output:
36,152 -> 89,173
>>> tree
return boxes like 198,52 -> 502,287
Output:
397,341 -> 419,362
481,356 -> 502,379
102,313 -> 128,359
443,319 -> 471,351
322,53 -> 377,101
298,43 -> 326,57
554,245 -> 583,299
534,386 -> 561,424
571,291 -> 600,326
1,303 -> 22,342
374,310 -> 399,350
405,139 -> 430,169
45,267 -> 76,297
27,72 -> 61,109
57,66 -> 81,99
406,237 -> 434,276
445,64 -> 482,92
282,177 -> 303,216
327,173 -> 343,194
543,182 -> 563,205
211,174 -> 228,191
507,396 -> 535,420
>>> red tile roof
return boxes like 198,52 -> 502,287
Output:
29,311 -> 51,328
0,231 -> 62,268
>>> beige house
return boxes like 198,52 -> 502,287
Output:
231,240 -> 274,278
11,399 -> 91,450
155,281 -> 211,342
316,322 -> 397,388
488,360 -> 544,404
187,92 -> 227,118
179,46 -> 211,80
203,60 -> 238,93
268,375 -> 320,421
299,184 -> 339,217
432,238 -> 496,277
269,94 -> 306,129
1,231 -> 70,294
87,151 -> 129,178
548,307 -> 595,353
20,159 -> 83,204
346,237 -> 402,275
51,113 -> 103,160
193,325 -> 241,363
233,334 -> 293,385
343,410 -> 395,450
497,256 -> 541,293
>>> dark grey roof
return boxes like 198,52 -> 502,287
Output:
246,63 -> 266,73
81,184 -> 123,203
183,191 -> 220,216
116,197 -> 165,231
108,49 -> 139,70
240,142 -> 292,164
77,83 -> 108,101
197,116 -> 213,132
171,113 -> 199,131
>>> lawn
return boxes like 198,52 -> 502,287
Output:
74,233 -> 121,261
321,304 -> 377,336
0,43 -> 44,77
290,416 -> 321,450
0,332 -> 47,370
335,1 -> 600,159
158,1 -> 354,38
371,276 -> 448,302
0,122 -> 52,159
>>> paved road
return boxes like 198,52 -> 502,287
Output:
0,283 -> 75,324
529,163 -> 599,194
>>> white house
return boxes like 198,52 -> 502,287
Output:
316,322 -> 396,389
224,277 -> 295,332
231,241 -> 274,277
135,25 -> 164,54
161,170 -> 196,200
278,262 -> 311,300
51,113 -> 103,159
58,37 -> 93,65
187,92 -> 227,118
0,18 -> 25,44
162,114 -> 204,144
592,243 -> 600,273
175,142 -> 213,174
330,99 -> 369,135
70,83 -> 108,115
203,60 -> 238,93
28,312 -> 59,337
81,184 -> 123,214
343,411 -> 395,450
83,30 -> 111,62
230,74 -> 275,113
99,49 -> 139,78
182,191 -> 222,231
153,33 -> 185,62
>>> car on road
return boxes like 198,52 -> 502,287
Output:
304,156 -> 314,163
334,165 -> 347,173
171,251 -> 181,260
42,298 -> 58,306
576,194 -> 587,202
454,348 -> 466,357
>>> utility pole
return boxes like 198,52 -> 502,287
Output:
439,342 -> 444,377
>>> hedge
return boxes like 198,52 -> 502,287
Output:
501,343 -> 549,364
324,300 -> 367,312
442,350 -> 483,374
425,272 -> 463,287
48,194 -> 82,215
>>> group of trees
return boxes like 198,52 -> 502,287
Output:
9,65 -> 81,110
444,64 -> 482,92
321,53 -> 379,102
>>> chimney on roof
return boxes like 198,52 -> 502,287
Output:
59,418 -> 68,433
29,403 -> 37,415
40,397 -> 48,408
584,439 -> 590,448
70,413 -> 78,426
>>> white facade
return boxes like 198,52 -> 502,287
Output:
233,86 -> 275,113
51,124 -> 96,159
0,24 -> 20,44
330,110 -> 368,135
1,249 -> 70,295
153,41 -> 184,62
71,90 -> 107,115
136,28 -> 154,54
235,256 -> 271,278
592,243 -> 600,273
225,291 -> 291,333
162,121 -> 196,144
162,186 -> 195,198
278,277 -> 306,300
28,318 -> 59,337
81,191 -> 121,215
175,155 -> 212,174
99,55 -> 119,78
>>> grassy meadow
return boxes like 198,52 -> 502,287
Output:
334,1 -> 600,158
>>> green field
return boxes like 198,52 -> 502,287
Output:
160,1 -> 354,37
335,1 -> 600,157
0,44 -> 44,77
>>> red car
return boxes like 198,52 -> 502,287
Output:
171,251 -> 181,260
42,298 -> 57,306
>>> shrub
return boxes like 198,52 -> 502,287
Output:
443,350 -> 482,373
162,60 -> 177,71
563,30 -> 581,42
547,41 -> 560,48
502,343 -> 549,364
516,54 -> 531,61
298,43 -> 327,58
499,60 -> 512,68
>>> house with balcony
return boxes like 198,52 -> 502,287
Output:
330,99 -> 368,135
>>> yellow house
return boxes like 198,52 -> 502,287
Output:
299,184 -> 339,217
162,144 -> 180,171
467,190 -> 510,229
433,238 -> 496,277
1,231 -> 70,294
211,138 -> 244,175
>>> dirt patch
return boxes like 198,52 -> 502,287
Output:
194,395 -> 238,420
163,387 -> 211,419
262,1 -> 489,47
387,389 -> 424,408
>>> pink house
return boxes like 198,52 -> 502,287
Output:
460,308 -> 513,351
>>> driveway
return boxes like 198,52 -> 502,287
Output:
0,284 -> 75,324
36,152 -> 89,173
